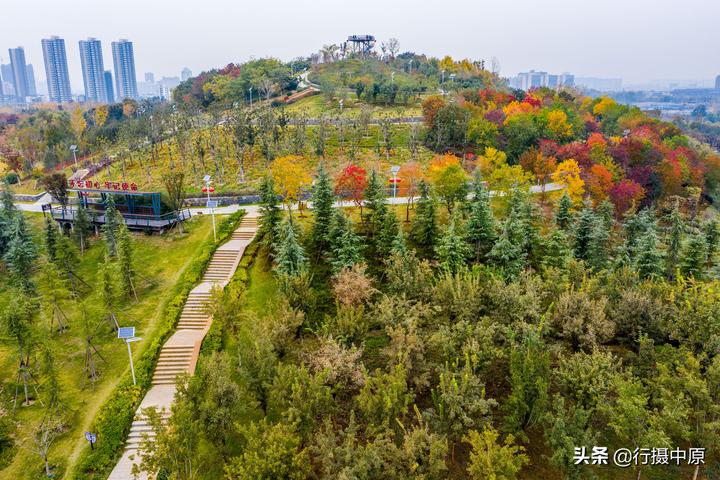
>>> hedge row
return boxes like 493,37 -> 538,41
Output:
200,239 -> 261,355
73,210 -> 246,479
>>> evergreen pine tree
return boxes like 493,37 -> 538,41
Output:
680,231 -> 708,279
612,241 -> 633,270
102,196 -> 121,258
55,235 -> 82,297
44,216 -> 59,263
573,205 -> 596,261
587,216 -> 610,272
117,225 -> 138,301
596,200 -> 615,229
259,175 -> 282,248
74,205 -> 92,254
330,216 -> 363,273
411,181 -> 438,256
555,192 -> 574,230
634,226 -> 665,279
391,228 -> 408,256
99,257 -> 120,329
519,197 -> 543,269
310,162 -> 335,255
465,170 -> 497,262
542,228 -> 571,270
37,260 -> 71,333
488,215 -> 526,278
275,219 -> 308,276
665,201 -> 684,278
3,215 -> 38,291
704,219 -> 719,262
436,217 -> 471,274
376,208 -> 399,259
364,170 -> 391,258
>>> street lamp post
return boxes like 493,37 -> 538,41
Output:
203,175 -> 217,242
70,145 -> 78,168
118,327 -> 141,385
248,87 -> 253,108
390,165 -> 400,200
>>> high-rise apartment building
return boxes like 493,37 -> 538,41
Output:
715,75 -> 720,90
104,71 -> 115,103
1,64 -> 15,98
26,64 -> 37,96
8,47 -> 29,100
112,39 -> 138,100
144,72 -> 154,83
79,38 -> 108,103
41,36 -> 72,103
181,67 -> 192,81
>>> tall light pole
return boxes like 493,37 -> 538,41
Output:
70,145 -> 78,168
248,87 -> 253,108
204,175 -> 216,241
390,165 -> 400,200
118,327 -> 141,386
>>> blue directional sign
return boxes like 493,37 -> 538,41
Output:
85,432 -> 97,443
206,201 -> 219,209
118,327 -> 135,340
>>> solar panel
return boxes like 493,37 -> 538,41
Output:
118,327 -> 135,339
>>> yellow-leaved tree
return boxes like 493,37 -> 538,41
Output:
478,147 -> 533,194
94,105 -> 109,128
70,106 -> 87,145
552,159 -> 585,203
546,110 -> 573,141
270,155 -> 312,217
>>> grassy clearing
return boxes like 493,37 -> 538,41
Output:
284,94 -> 424,118
0,214 -> 212,479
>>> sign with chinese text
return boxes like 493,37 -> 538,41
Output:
68,179 -> 139,192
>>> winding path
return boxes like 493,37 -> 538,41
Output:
107,214 -> 259,479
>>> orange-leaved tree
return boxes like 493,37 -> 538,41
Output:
398,161 -> 424,222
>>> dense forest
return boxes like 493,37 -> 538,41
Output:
132,163 -> 720,479
2,47 -> 720,478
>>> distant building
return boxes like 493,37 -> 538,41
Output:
0,68 -> 4,103
104,70 -> 115,103
144,72 -> 154,83
9,47 -> 30,101
26,64 -> 37,96
112,39 -> 138,100
181,67 -> 192,81
41,36 -> 73,103
511,70 -> 575,91
79,38 -> 108,103
1,64 -> 15,98
575,77 -> 622,92
715,75 -> 720,90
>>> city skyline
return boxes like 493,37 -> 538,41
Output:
1,0 -> 719,89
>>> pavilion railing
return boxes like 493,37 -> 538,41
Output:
51,207 -> 192,228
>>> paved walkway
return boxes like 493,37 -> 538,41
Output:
108,213 -> 259,479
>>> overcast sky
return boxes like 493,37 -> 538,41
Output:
1,0 -> 718,92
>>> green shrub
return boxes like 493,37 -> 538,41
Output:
73,210 -> 246,479
4,172 -> 18,185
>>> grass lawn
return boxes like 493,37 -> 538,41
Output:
284,94 -> 424,118
0,214 -> 213,479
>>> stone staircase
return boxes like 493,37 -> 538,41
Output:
175,291 -> 212,331
151,345 -> 194,386
108,213 -> 259,480
201,249 -> 240,282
